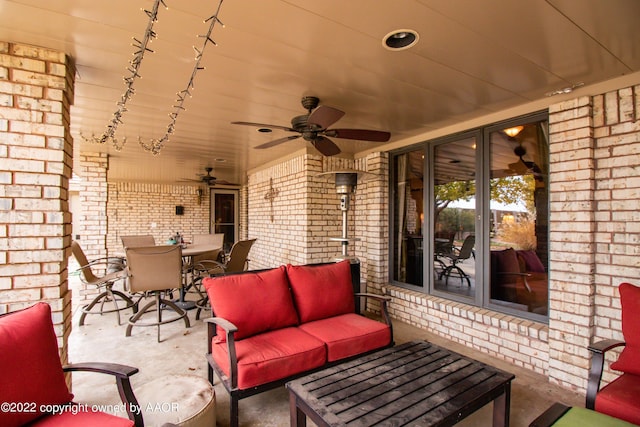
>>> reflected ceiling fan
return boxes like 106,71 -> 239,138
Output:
508,144 -> 543,181
181,167 -> 237,186
231,96 -> 391,156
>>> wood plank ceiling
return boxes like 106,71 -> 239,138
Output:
0,0 -> 638,185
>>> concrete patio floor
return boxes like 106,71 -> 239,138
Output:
67,285 -> 584,427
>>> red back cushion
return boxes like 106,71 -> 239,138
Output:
493,248 -> 522,284
610,282 -> 640,375
203,266 -> 298,341
0,303 -> 73,427
516,250 -> 546,273
286,260 -> 355,323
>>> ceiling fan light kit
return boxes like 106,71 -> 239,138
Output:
232,96 -> 390,157
503,125 -> 524,138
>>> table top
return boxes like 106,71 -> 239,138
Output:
287,340 -> 515,427
181,244 -> 221,257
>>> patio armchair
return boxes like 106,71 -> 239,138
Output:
193,238 -> 256,319
184,233 -> 225,300
70,240 -> 136,326
124,245 -> 191,342
438,234 -> 475,286
585,282 -> 640,425
0,302 -> 143,427
191,233 -> 225,264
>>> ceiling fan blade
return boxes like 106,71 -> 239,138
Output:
209,179 -> 238,186
312,136 -> 341,156
254,135 -> 301,150
326,128 -> 391,142
307,105 -> 345,129
508,159 -> 531,175
231,121 -> 296,133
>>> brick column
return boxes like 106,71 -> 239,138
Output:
75,152 -> 109,302
0,42 -> 75,362
547,96 -> 596,390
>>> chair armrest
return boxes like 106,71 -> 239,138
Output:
204,317 -> 239,389
585,339 -> 626,409
193,260 -> 227,276
529,402 -> 571,427
63,362 -> 143,427
355,293 -> 394,343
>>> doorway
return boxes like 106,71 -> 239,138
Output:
210,189 -> 238,253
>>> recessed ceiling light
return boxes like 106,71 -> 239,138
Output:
257,128 -> 273,133
382,29 -> 419,51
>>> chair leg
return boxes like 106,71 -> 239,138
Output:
439,264 -> 471,287
126,292 -> 191,342
195,295 -> 210,320
230,395 -> 239,427
80,286 -> 137,326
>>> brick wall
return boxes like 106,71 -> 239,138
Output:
0,42 -> 74,361
247,153 -> 358,269
547,85 -> 640,390
106,181 -> 211,254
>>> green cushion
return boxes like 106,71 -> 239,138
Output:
553,407 -> 637,427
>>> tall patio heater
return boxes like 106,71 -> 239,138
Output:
317,170 -> 371,313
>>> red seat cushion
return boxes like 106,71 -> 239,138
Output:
203,266 -> 298,342
286,260 -> 355,323
211,327 -> 326,389
610,283 -> 640,375
299,313 -> 391,362
0,303 -> 74,427
28,410 -> 134,427
595,373 -> 640,425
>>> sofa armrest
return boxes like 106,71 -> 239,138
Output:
63,362 -> 142,427
497,271 -> 533,293
204,317 -> 240,389
355,293 -> 393,342
585,339 -> 626,409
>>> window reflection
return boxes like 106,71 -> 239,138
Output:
393,150 -> 424,286
489,121 -> 549,315
433,137 -> 477,298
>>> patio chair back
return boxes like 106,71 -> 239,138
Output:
70,240 -> 99,283
125,245 -> 182,293
225,238 -> 256,273
121,235 -> 156,249
192,233 -> 225,264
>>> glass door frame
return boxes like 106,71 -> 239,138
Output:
209,188 -> 239,253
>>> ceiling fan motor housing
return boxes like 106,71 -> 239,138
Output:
301,96 -> 320,111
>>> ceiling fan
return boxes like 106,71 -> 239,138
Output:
508,144 -> 544,180
181,167 -> 236,186
231,96 -> 391,156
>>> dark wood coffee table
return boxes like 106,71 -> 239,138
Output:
286,340 -> 515,426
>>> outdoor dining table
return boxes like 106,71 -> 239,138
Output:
176,244 -> 222,310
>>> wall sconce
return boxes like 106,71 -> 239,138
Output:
196,188 -> 203,205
